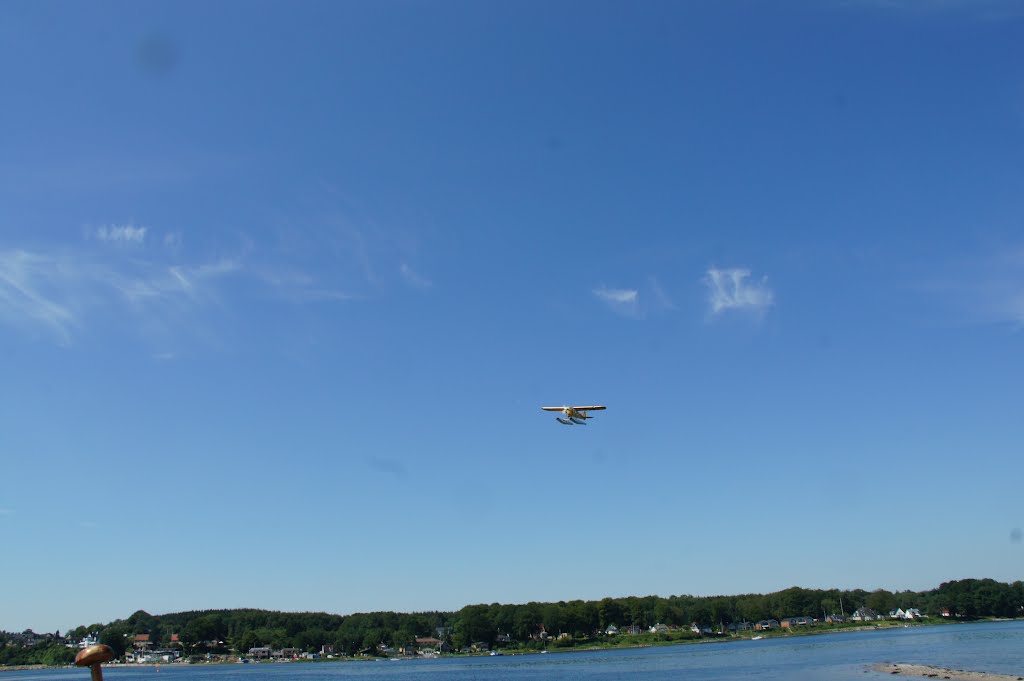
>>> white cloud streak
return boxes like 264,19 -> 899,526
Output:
0,251 -> 78,343
593,286 -> 641,317
704,267 -> 774,316
0,248 -> 241,345
594,287 -> 638,304
1,215 -> 415,348
93,224 -> 147,244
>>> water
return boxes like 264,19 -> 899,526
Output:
7,622 -> 1024,681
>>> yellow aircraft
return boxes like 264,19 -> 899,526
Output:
541,405 -> 606,425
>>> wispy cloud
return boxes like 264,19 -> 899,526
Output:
704,267 -> 774,316
593,286 -> 641,318
921,246 -> 1024,328
252,266 -> 356,303
91,224 -> 147,244
399,263 -> 432,289
1,212 -> 425,349
298,289 -> 357,302
343,226 -> 377,286
982,248 -> 1024,326
198,259 -> 242,277
648,276 -> 676,311
163,231 -> 183,250
0,507 -> 13,515
0,251 -> 78,343
0,247 -> 242,345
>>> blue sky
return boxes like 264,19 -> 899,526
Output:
2,0 -> 1023,634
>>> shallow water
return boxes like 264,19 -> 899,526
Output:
8,621 -> 1023,681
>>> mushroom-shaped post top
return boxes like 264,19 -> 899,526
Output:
75,644 -> 114,681
75,644 -> 114,667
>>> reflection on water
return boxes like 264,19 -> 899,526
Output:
7,622 -> 1023,681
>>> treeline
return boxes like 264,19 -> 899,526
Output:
30,578 -> 1024,660
0,633 -> 76,667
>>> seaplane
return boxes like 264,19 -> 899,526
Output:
541,405 -> 606,425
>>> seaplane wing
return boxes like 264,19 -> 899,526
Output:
541,405 -> 607,425
541,406 -> 606,411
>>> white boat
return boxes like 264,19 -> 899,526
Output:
751,635 -> 763,640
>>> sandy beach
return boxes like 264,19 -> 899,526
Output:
873,664 -> 1024,680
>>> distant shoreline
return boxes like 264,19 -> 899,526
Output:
3,620 -> 1021,674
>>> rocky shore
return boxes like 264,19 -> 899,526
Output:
873,663 -> 1024,680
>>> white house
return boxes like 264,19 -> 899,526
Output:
890,608 -> 923,620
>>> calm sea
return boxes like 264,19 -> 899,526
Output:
7,621 -> 1023,681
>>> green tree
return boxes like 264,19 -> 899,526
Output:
866,589 -> 895,616
181,614 -> 225,653
598,598 -> 622,630
652,601 -> 669,626
708,598 -> 733,627
513,605 -> 541,641
628,600 -> 645,627
361,627 -> 387,653
99,625 -> 130,658
234,630 -> 260,654
736,596 -> 768,623
294,627 -> 328,652
541,603 -> 566,637
455,605 -> 495,647
41,644 -> 76,666
689,602 -> 713,627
